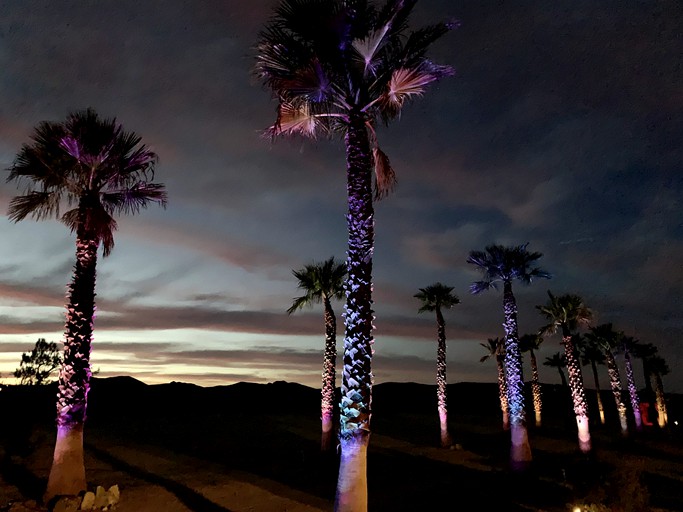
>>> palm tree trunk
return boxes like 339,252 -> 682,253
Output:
529,350 -> 542,427
605,350 -> 628,436
335,434 -> 368,512
590,362 -> 606,424
496,357 -> 510,431
623,347 -> 642,431
653,373 -> 668,428
321,297 -> 338,451
502,281 -> 532,470
435,308 -> 451,447
561,330 -> 591,453
335,111 -> 374,512
45,233 -> 98,503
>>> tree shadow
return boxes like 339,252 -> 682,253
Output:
85,444 -> 235,512
0,454 -> 46,503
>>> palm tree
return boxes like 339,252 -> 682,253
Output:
619,335 -> 643,430
647,354 -> 669,428
576,333 -> 607,425
537,291 -> 593,453
584,323 -> 629,435
414,283 -> 460,448
479,337 -> 509,431
467,243 -> 550,470
543,352 -> 568,387
287,256 -> 347,451
6,108 -> 167,503
255,2 -> 454,509
631,341 -> 658,410
519,333 -> 544,427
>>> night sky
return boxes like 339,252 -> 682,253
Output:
1,1 -> 681,393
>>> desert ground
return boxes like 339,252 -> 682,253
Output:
0,378 -> 681,511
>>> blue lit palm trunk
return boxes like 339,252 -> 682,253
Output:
45,220 -> 97,502
502,281 -> 532,469
335,113 -> 374,512
434,307 -> 452,447
561,328 -> 591,452
605,350 -> 629,435
496,354 -> 510,431
321,296 -> 338,451
623,347 -> 642,431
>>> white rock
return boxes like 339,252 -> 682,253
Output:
80,491 -> 95,510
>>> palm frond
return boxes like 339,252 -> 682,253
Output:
101,182 -> 168,215
267,101 -> 322,138
7,191 -> 62,222
469,280 -> 494,295
378,66 -> 438,117
372,146 -> 396,200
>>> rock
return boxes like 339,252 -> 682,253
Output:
8,500 -> 44,512
51,496 -> 81,512
106,485 -> 120,506
80,491 -> 95,510
93,487 -> 107,509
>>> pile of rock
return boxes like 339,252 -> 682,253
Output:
6,485 -> 120,512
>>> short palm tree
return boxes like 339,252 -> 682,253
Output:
576,333 -> 607,425
414,282 -> 460,447
584,323 -> 629,435
543,352 -> 568,387
519,333 -> 544,427
537,291 -> 593,453
255,2 -> 454,509
467,242 -> 550,470
6,108 -> 166,503
619,334 -> 643,430
647,354 -> 669,428
287,256 -> 347,451
479,337 -> 509,431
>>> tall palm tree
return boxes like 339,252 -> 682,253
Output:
576,333 -> 607,425
619,334 -> 643,430
255,2 -> 454,509
6,108 -> 167,503
519,333 -> 544,427
584,323 -> 629,435
647,354 -> 669,428
287,257 -> 347,451
467,243 -> 550,470
537,291 -> 593,453
631,341 -> 658,409
543,352 -> 568,387
479,337 -> 509,431
414,283 -> 460,448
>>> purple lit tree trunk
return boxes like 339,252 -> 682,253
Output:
335,113 -> 374,512
561,330 -> 591,453
529,349 -> 542,427
605,350 -> 629,436
321,296 -> 338,451
502,282 -> 532,470
623,347 -> 642,431
45,229 -> 97,503
434,307 -> 452,447
496,353 -> 510,431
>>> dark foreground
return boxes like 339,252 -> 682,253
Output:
0,378 -> 681,511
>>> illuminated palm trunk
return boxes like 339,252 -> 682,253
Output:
434,307 -> 452,447
502,281 -> 532,469
335,113 -> 374,512
321,297 -> 338,451
589,361 -> 606,424
561,329 -> 591,453
653,373 -> 668,428
623,347 -> 642,431
605,350 -> 629,435
496,354 -> 510,431
45,228 -> 97,503
529,349 -> 542,427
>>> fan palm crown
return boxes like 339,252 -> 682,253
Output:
467,242 -> 551,294
537,291 -> 593,336
287,256 -> 347,314
414,282 -> 460,313
7,108 -> 167,255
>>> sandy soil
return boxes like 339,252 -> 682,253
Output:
1,380 -> 682,512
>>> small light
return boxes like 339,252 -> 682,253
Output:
675,420 -> 679,426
